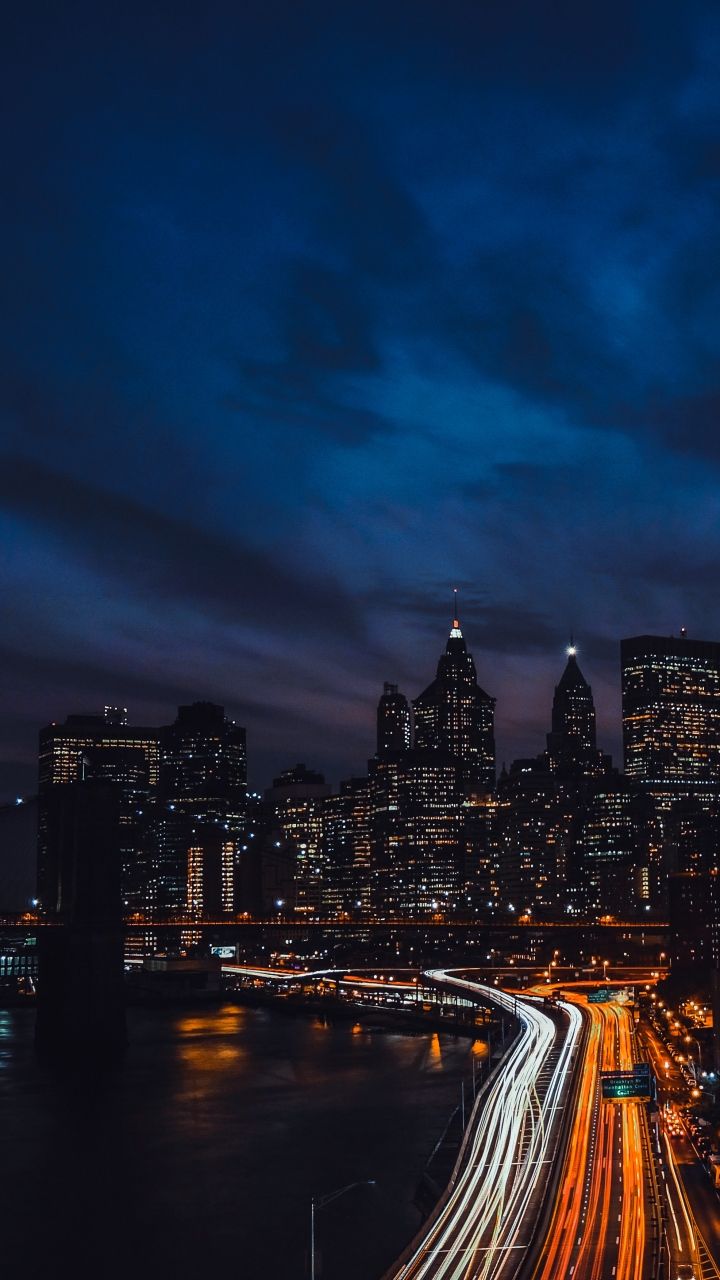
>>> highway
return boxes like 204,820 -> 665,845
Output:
386,970 -> 581,1280
525,993 -> 653,1280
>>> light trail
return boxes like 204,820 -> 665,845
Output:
387,970 -> 581,1280
529,994 -> 651,1280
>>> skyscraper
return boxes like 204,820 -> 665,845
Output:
369,752 -> 464,916
622,633 -> 720,802
159,702 -> 247,828
413,607 -> 495,791
265,764 -> 330,915
37,708 -> 159,913
152,703 -> 247,914
187,827 -> 235,918
376,683 -> 411,756
546,646 -> 609,777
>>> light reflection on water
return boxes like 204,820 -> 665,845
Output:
0,1004 -> 478,1280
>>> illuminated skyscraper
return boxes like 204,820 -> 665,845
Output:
376,683 -> 411,756
413,607 -> 495,791
152,703 -> 247,914
369,752 -> 464,916
37,708 -> 159,912
546,647 -> 609,777
265,764 -> 330,915
159,702 -> 247,828
320,777 -> 371,918
622,633 -> 720,801
187,827 -> 235,918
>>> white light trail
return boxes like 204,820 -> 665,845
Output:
389,970 -> 581,1280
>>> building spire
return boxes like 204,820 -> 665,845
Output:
450,587 -> 462,639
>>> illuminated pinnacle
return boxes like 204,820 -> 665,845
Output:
450,586 -> 462,637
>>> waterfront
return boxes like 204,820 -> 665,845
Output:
0,1004 -> 476,1280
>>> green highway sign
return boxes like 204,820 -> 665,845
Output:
600,1063 -> 652,1101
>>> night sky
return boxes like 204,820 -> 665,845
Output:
3,1 -> 720,799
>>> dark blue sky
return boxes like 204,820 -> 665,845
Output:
3,1 -> 720,797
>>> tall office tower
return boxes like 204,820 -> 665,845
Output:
153,703 -> 247,914
187,827 -> 235,918
37,708 -> 159,912
574,774 -> 659,918
664,796 -> 720,874
413,609 -> 495,791
546,647 -> 610,777
622,633 -> 720,803
234,790 -> 296,917
369,752 -> 464,917
462,793 -> 500,912
494,759 -> 566,915
376,683 -> 411,756
159,702 -> 247,827
265,764 -> 331,915
320,777 -> 372,919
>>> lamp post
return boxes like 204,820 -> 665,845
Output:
310,1180 -> 375,1280
684,1033 -> 702,1080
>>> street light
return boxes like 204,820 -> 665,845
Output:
684,1033 -> 703,1079
310,1180 -> 375,1280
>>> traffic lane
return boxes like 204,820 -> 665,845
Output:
533,1002 -> 622,1280
640,1022 -> 687,1106
671,1132 -> 720,1270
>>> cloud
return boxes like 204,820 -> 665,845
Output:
0,454 -> 364,641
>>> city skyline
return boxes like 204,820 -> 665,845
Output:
3,612 -> 718,802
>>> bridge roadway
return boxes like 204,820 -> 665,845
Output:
385,971 -> 582,1280
0,913 -> 669,932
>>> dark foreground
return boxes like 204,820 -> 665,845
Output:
0,1003 -> 475,1280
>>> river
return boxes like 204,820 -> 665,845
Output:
0,1003 -> 478,1279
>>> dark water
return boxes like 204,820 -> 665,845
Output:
0,1004 -> 477,1280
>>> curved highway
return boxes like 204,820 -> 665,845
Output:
388,970 -> 581,1280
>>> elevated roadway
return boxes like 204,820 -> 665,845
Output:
386,971 -> 581,1280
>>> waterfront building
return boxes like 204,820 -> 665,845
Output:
234,791 -> 296,917
152,703 -> 247,914
37,708 -> 159,913
265,764 -> 330,915
187,826 -> 235,918
321,777 -> 371,918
